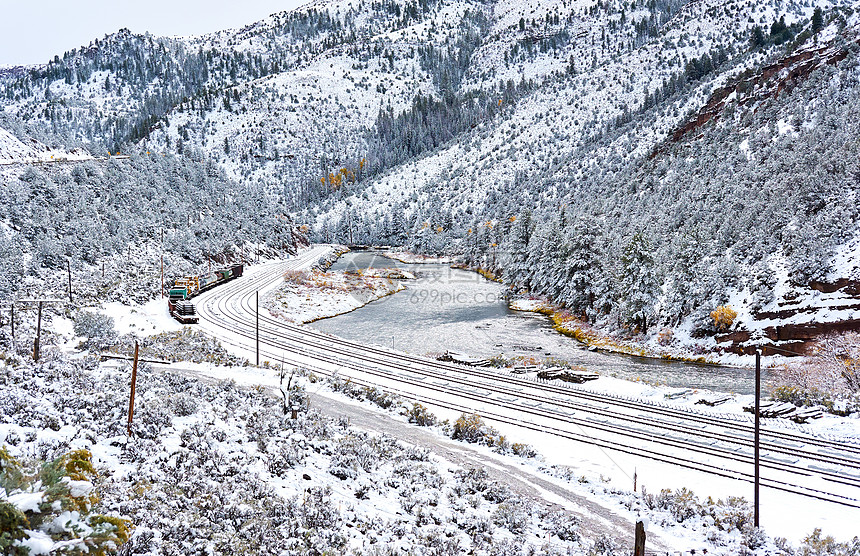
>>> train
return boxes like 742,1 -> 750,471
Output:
167,263 -> 244,324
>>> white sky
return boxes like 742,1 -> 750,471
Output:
0,1 -> 309,67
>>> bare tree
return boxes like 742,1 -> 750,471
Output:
814,332 -> 860,394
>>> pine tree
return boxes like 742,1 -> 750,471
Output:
617,232 -> 659,334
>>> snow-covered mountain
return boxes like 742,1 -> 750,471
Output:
2,0 -> 860,351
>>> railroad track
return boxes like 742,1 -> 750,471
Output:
194,246 -> 860,508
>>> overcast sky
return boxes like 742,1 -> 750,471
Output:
0,1 -> 308,67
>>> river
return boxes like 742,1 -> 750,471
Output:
310,251 -> 763,394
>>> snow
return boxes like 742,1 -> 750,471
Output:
18,531 -> 56,555
100,299 -> 184,336
0,125 -> 92,166
4,490 -> 45,513
510,298 -> 549,312
4,245 -> 860,553
830,229 -> 860,281
264,268 -> 407,324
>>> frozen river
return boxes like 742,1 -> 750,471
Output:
310,251 -> 764,394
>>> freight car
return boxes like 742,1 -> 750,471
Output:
167,263 -> 244,323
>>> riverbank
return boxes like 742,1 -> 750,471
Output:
264,267 -> 412,324
384,249 -> 454,264
509,297 -> 758,368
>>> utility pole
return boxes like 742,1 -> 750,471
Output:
754,348 -> 761,528
127,341 -> 140,436
19,299 -> 64,361
33,301 -> 43,361
256,291 -> 260,366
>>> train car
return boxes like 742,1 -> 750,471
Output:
167,263 -> 244,323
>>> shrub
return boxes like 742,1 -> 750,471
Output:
0,446 -> 131,555
452,413 -> 488,444
589,534 -> 619,555
362,386 -> 399,409
511,442 -> 537,458
798,528 -> 860,556
643,487 -> 701,522
544,510 -> 581,541
282,270 -> 311,284
407,403 -> 437,426
453,468 -> 490,496
710,305 -> 737,331
300,486 -> 340,530
0,502 -> 29,555
492,497 -> 530,534
708,496 -> 752,531
73,310 -> 116,350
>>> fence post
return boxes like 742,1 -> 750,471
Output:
634,520 -> 646,556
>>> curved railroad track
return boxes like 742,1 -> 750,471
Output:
193,247 -> 860,509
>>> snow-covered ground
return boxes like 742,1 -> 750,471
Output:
264,267 -> 411,324
4,349 -> 858,554
0,125 -> 93,165
4,246 -> 860,554
383,250 -> 455,264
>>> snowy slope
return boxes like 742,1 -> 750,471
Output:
0,125 -> 90,165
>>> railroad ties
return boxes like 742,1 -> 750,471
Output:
438,351 -> 492,367
694,394 -> 732,407
536,366 -> 600,384
743,400 -> 824,423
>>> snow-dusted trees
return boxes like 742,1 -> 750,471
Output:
616,232 -> 659,333
0,149 -> 302,286
559,216 -> 603,318
500,212 -> 534,290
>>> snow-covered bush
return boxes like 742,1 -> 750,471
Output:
544,509 -> 581,542
73,310 -> 116,350
452,412 -> 493,444
588,534 -> 621,555
797,528 -> 860,555
706,495 -> 753,532
492,496 -> 531,534
709,305 -> 737,332
0,446 -> 131,555
407,402 -> 437,426
773,334 -> 860,414
643,487 -> 702,522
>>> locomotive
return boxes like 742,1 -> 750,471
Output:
167,264 -> 244,324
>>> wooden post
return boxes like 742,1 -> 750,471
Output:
754,349 -> 761,528
127,341 -> 140,436
33,301 -> 43,361
633,468 -> 637,493
67,260 -> 73,303
633,520 -> 646,556
161,254 -> 164,299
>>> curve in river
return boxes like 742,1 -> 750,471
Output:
310,251 -> 765,394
